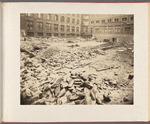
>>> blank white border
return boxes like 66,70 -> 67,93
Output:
2,3 -> 148,122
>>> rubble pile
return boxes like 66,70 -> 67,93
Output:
20,39 -> 134,105
22,36 -> 86,43
21,65 -> 116,105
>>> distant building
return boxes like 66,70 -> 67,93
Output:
20,13 -> 82,38
81,14 -> 134,42
21,14 -> 134,42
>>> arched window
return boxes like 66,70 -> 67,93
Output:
37,14 -> 43,19
72,19 -> 75,24
67,17 -> 70,23
47,14 -> 51,20
54,14 -> 58,21
61,16 -> 65,22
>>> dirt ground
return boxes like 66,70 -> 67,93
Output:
20,40 -> 134,105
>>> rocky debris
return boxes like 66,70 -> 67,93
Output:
20,39 -> 134,105
20,65 -> 110,105
128,74 -> 134,80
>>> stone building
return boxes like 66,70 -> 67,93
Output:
21,14 -> 134,42
20,13 -> 82,38
81,14 -> 134,42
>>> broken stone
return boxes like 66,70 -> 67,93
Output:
103,93 -> 111,102
123,97 -> 129,102
70,94 -> 80,101
57,97 -> 62,105
90,91 -> 96,100
128,74 -> 134,80
54,84 -> 61,97
57,88 -> 66,97
68,79 -> 74,87
60,96 -> 68,104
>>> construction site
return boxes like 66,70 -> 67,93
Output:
20,14 -> 134,105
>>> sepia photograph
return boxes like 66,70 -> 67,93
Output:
20,13 -> 134,105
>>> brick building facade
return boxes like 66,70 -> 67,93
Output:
20,13 -> 82,38
21,14 -> 134,42
81,14 -> 134,42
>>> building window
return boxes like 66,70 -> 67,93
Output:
76,34 -> 79,37
85,27 -> 88,33
67,26 -> 70,32
91,21 -> 94,24
114,18 -> 119,22
67,34 -> 70,37
67,17 -> 70,23
95,28 -> 99,33
96,20 -> 99,23
37,14 -> 43,19
26,13 -> 34,17
61,25 -> 65,32
61,16 -> 65,22
72,26 -> 75,32
125,27 -> 131,32
101,20 -> 105,23
115,26 -> 121,33
46,14 -> 51,20
27,32 -> 34,36
131,17 -> 133,20
122,17 -> 127,21
37,22 -> 43,30
71,34 -> 75,37
72,19 -> 75,24
54,14 -> 58,21
108,19 -> 112,22
46,23 -> 51,31
84,15 -> 89,19
61,34 -> 65,37
27,21 -> 34,30
108,26 -> 113,33
76,27 -> 79,33
47,33 -> 51,36
38,32 -> 43,36
54,24 -> 58,31
54,33 -> 58,36
77,19 -> 79,24
91,28 -> 93,33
